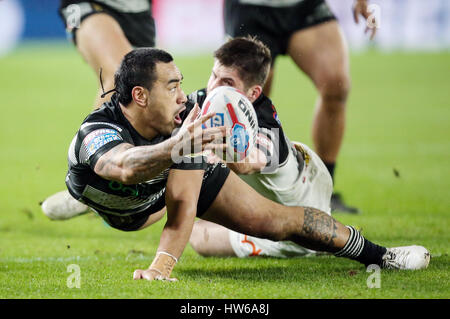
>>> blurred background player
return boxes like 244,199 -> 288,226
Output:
59,0 -> 155,108
42,0 -> 155,218
223,0 -> 378,214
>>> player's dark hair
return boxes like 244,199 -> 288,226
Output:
113,48 -> 173,105
214,36 -> 272,88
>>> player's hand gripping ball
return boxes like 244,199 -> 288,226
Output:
201,86 -> 258,162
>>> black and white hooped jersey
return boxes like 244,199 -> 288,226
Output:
66,93 -> 206,217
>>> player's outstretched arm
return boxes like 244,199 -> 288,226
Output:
94,141 -> 173,184
133,168 -> 205,281
94,106 -> 225,184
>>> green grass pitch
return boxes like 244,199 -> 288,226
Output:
0,43 -> 449,299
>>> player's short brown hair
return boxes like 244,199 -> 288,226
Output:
214,36 -> 272,89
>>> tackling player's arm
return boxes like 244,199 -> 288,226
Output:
133,168 -> 205,281
226,146 -> 267,175
226,128 -> 274,175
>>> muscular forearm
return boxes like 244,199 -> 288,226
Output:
96,137 -> 182,185
141,199 -> 198,281
96,109 -> 225,184
132,203 -> 198,282
133,168 -> 204,281
157,202 -> 197,259
120,138 -> 177,184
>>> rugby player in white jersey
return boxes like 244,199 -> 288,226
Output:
223,0 -> 378,213
187,37 -> 426,264
189,36 -> 334,258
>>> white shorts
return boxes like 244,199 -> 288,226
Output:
229,141 -> 333,258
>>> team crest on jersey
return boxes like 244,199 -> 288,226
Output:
83,129 -> 122,157
271,104 -> 282,126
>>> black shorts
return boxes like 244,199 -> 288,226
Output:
224,0 -> 336,61
58,1 -> 155,47
96,164 -> 231,232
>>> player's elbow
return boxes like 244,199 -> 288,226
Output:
117,167 -> 141,185
120,167 -> 162,185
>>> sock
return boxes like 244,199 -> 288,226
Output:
324,161 -> 335,181
334,226 -> 387,266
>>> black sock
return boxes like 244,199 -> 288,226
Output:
335,226 -> 387,266
357,238 -> 388,266
324,161 -> 336,181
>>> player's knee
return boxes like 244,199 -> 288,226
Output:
318,72 -> 351,107
189,223 -> 202,251
189,222 -> 210,256
247,217 -> 288,242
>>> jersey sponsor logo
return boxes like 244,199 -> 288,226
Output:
237,98 -> 257,133
82,129 -> 122,157
108,181 -> 138,197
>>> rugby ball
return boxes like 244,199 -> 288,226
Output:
201,86 -> 258,162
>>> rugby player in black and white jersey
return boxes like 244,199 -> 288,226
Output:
42,0 -> 155,218
223,0 -> 378,213
64,47 -> 430,281
65,49 -> 229,232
